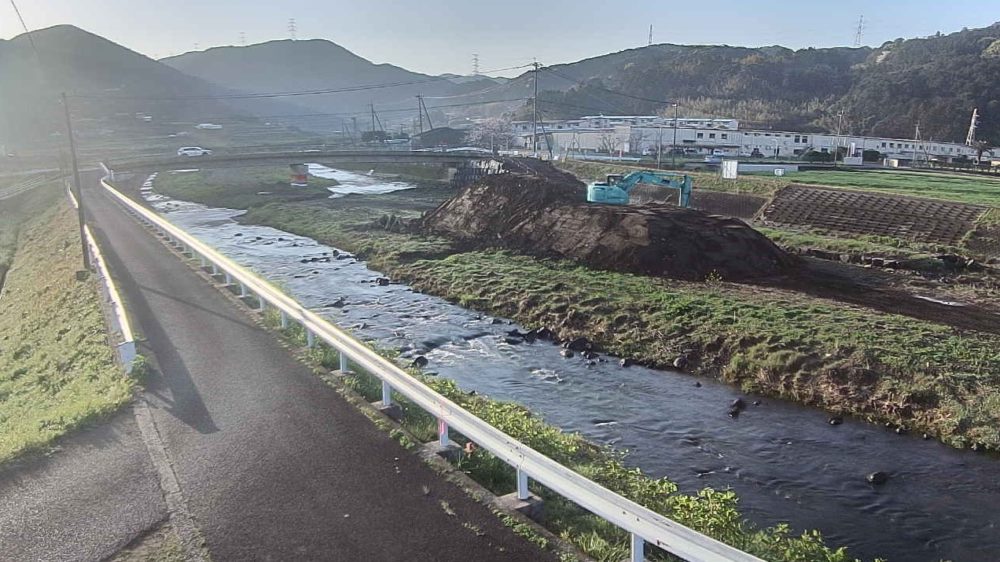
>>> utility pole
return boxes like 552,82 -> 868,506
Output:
671,103 -> 679,168
532,61 -> 540,156
370,102 -> 376,137
351,116 -> 359,146
913,121 -> 921,168
656,126 -> 663,169
416,95 -> 424,134
833,111 -> 845,166
61,92 -> 89,271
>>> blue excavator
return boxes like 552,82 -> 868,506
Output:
586,170 -> 693,208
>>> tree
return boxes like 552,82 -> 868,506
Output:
862,149 -> 883,162
465,117 -> 516,152
628,129 -> 647,155
598,132 -> 622,154
361,130 -> 389,143
973,140 -> 993,163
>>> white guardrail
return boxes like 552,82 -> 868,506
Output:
99,172 -> 761,562
68,181 -> 138,373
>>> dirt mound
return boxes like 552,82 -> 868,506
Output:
422,173 -> 797,281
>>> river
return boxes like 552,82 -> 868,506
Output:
144,166 -> 999,562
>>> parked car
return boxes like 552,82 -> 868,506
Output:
177,147 -> 212,157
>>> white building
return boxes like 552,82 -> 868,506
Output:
514,116 -> 980,163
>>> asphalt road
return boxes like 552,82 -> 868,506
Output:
0,410 -> 167,561
1,171 -> 555,561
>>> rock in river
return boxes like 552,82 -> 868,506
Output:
867,471 -> 889,485
410,356 -> 429,368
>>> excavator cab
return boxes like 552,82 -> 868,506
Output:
586,170 -> 693,207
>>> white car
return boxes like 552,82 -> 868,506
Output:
177,147 -> 212,157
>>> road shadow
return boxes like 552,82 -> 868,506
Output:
88,218 -> 219,435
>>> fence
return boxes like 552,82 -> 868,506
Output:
98,170 -> 761,562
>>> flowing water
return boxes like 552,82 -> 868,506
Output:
144,168 -> 1000,562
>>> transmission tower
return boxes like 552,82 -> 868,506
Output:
966,108 -> 979,146
648,24 -> 653,46
239,31 -> 246,46
472,53 -> 479,75
853,15 -> 865,47
288,18 -> 297,41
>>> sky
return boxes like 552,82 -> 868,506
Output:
3,0 -> 999,77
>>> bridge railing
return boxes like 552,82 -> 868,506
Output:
98,171 -> 761,562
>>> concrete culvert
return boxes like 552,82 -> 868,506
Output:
421,171 -> 797,281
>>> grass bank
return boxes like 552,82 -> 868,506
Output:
0,201 -> 132,464
153,167 -> 335,209
0,182 -> 63,288
260,309 -> 870,562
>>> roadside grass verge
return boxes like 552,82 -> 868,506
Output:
254,310 -> 868,562
0,202 -> 132,464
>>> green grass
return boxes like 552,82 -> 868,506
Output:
395,251 -> 1000,450
154,167 -> 336,210
754,227 -> 956,263
0,182 -> 63,284
0,202 -> 133,464
785,169 -> 1000,207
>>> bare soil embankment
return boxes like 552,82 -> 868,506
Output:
422,171 -> 796,281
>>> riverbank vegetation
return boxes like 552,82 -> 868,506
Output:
153,169 -> 1000,451
0,201 -> 132,464
259,308 -> 870,562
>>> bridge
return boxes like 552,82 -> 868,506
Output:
106,149 -> 503,173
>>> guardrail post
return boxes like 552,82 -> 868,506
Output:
211,264 -> 219,276
339,351 -> 348,372
381,381 -> 393,406
200,255 -> 207,267
306,329 -> 315,348
280,310 -> 289,329
225,272 -> 232,285
438,419 -> 450,447
258,298 -> 266,312
630,533 -> 645,562
239,283 -> 248,298
516,468 -> 530,500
